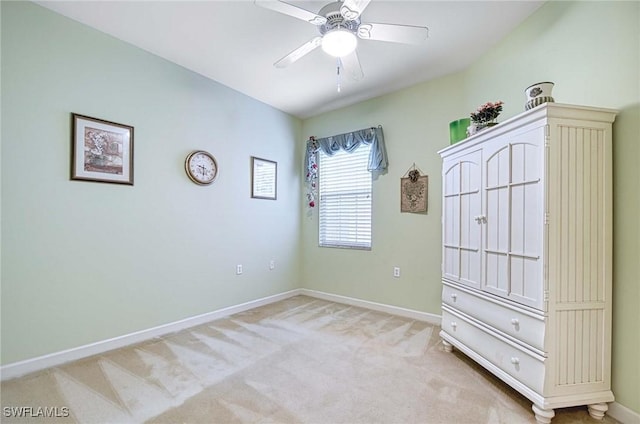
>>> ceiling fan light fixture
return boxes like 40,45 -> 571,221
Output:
321,29 -> 357,57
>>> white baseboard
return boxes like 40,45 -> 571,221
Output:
0,289 -> 303,381
300,288 -> 442,325
608,401 -> 640,424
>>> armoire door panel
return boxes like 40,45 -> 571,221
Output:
444,247 -> 459,279
442,150 -> 482,288
485,146 -> 510,188
510,183 -> 542,258
443,162 -> 460,196
443,196 -> 459,246
511,142 -> 541,183
510,256 -> 542,308
482,131 -> 545,309
485,187 -> 509,251
485,252 -> 509,294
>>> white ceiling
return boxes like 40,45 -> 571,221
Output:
36,1 -> 544,119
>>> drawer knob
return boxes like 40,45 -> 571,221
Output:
451,321 -> 457,329
451,293 -> 457,301
511,318 -> 519,326
510,357 -> 520,365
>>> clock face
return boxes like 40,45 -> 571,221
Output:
185,151 -> 218,185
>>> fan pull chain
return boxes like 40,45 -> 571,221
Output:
336,58 -> 342,93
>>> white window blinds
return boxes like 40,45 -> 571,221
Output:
318,144 -> 372,249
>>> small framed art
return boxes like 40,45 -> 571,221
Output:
71,113 -> 134,185
401,174 -> 428,213
251,156 -> 277,200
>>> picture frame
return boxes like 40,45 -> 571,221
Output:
71,113 -> 134,185
251,156 -> 277,200
401,175 -> 428,213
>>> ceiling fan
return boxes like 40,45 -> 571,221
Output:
255,0 -> 429,82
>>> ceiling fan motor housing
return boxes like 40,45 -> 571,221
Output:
318,1 -> 360,36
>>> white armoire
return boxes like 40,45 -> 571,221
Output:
438,103 -> 617,424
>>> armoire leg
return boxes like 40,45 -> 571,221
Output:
587,403 -> 608,420
532,404 -> 555,424
442,339 -> 453,353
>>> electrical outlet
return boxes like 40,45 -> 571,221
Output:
236,264 -> 243,275
269,260 -> 275,270
393,267 -> 400,278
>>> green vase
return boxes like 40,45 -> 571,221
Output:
449,118 -> 470,144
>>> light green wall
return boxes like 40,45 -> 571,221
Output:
302,0 -> 639,414
2,0 -> 638,416
1,2 -> 302,364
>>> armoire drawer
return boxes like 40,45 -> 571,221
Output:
442,283 -> 545,351
441,308 -> 545,394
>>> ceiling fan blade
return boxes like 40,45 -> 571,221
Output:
255,0 -> 327,25
339,51 -> 364,81
358,23 -> 429,45
340,0 -> 371,20
274,36 -> 322,68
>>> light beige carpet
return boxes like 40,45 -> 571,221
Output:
1,295 -> 619,423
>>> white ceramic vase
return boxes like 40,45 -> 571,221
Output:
525,81 -> 555,110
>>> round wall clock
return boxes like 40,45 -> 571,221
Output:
185,150 -> 218,185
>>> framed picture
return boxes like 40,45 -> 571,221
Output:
401,174 -> 428,213
251,156 -> 277,200
71,113 -> 134,185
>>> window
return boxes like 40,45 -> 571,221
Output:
318,144 -> 372,249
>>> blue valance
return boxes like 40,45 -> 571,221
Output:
305,126 -> 387,173
305,126 -> 387,208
